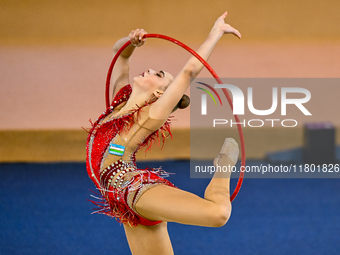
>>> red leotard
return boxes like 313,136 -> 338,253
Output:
86,85 -> 175,226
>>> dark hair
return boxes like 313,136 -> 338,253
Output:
172,94 -> 190,112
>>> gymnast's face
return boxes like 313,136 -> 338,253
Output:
133,69 -> 173,96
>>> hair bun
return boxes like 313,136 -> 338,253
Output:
172,94 -> 190,112
178,94 -> 190,109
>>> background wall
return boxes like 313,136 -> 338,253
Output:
1,0 -> 340,44
0,0 -> 339,162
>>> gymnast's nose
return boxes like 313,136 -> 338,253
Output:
147,69 -> 155,75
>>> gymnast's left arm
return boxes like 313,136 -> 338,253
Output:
150,11 -> 241,119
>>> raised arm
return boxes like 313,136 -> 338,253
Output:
111,29 -> 147,99
149,12 -> 241,119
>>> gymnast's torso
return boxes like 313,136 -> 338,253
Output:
86,85 -> 174,226
99,105 -> 167,170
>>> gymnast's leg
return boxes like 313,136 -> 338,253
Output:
124,138 -> 238,254
124,221 -> 174,255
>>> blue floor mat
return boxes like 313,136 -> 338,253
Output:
0,161 -> 339,255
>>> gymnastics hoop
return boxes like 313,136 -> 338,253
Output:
105,34 -> 245,202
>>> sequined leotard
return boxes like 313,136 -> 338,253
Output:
86,85 -> 175,227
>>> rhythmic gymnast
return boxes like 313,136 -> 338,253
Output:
86,12 -> 241,255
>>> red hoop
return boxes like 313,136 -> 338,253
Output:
105,34 -> 245,202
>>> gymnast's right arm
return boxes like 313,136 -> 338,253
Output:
111,29 -> 147,99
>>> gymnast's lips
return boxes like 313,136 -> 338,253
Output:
140,72 -> 145,77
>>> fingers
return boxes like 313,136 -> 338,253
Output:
223,24 -> 241,39
234,30 -> 241,39
221,11 -> 241,39
221,11 -> 228,19
217,11 -> 228,23
129,29 -> 147,47
230,27 -> 242,39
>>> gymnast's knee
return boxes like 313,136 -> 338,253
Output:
208,205 -> 232,227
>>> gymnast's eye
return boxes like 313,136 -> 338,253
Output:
156,73 -> 162,78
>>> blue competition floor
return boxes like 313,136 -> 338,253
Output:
0,160 -> 339,255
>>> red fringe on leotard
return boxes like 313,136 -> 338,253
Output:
86,85 -> 172,188
89,168 -> 174,226
85,85 -> 174,226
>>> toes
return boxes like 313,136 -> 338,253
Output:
225,138 -> 238,147
220,138 -> 239,154
217,138 -> 239,165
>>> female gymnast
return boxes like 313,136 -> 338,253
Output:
86,12 -> 241,255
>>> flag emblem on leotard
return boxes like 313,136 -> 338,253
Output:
109,143 -> 125,156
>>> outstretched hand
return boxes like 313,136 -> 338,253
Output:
129,29 -> 148,47
211,12 -> 241,39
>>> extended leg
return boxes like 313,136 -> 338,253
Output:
134,138 -> 239,227
125,138 -> 239,254
204,138 -> 239,209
